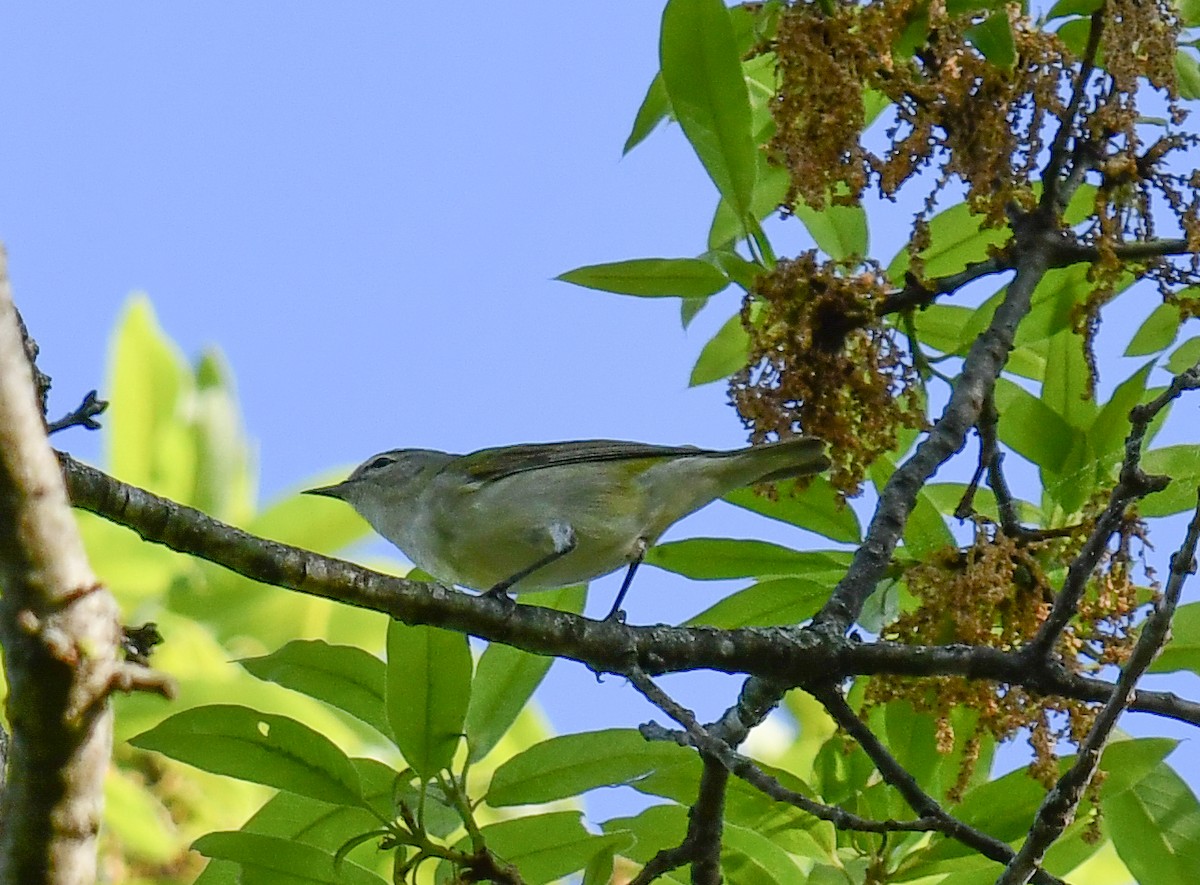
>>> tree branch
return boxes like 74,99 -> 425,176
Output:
999,490 -> 1200,885
816,687 -> 1067,885
1028,360 -> 1199,658
814,222 -> 1054,633
0,248 -> 122,885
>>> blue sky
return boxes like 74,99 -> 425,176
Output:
3,2 -> 1197,818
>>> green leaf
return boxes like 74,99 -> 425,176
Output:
466,585 -> 585,761
724,475 -> 861,543
472,812 -> 630,885
1042,330 -> 1096,429
1126,301 -> 1183,356
1047,0 -> 1103,19
190,348 -> 254,523
601,804 -> 689,865
1106,756 -> 1200,883
1089,362 -> 1153,462
624,73 -> 670,154
107,295 -> 194,499
556,258 -> 729,298
646,538 -> 851,581
709,160 -> 788,249
793,202 -> 870,262
385,621 -> 472,777
886,202 -> 1009,283
1177,50 -> 1200,101
488,729 -> 695,806
994,377 -> 1079,473
193,832 -> 386,885
1181,0 -> 1200,27
1139,446 -> 1200,516
1168,336 -> 1200,374
660,0 -> 758,222
723,821 -> 807,881
131,705 -> 364,807
911,304 -> 976,354
248,490 -> 372,557
239,640 -> 389,738
685,577 -> 829,627
689,312 -> 750,386
1150,602 -> 1200,673
965,10 -> 1016,68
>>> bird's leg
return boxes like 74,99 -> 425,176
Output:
603,538 -> 649,622
484,522 -> 577,603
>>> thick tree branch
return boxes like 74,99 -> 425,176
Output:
814,223 -> 1054,633
58,452 -> 1200,726
0,249 -> 123,885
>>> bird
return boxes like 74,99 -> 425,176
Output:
304,436 -> 828,620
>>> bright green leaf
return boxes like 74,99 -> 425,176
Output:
466,585 -> 585,761
1042,330 -> 1096,430
556,258 -> 729,298
965,10 -> 1016,68
1126,301 -> 1183,356
1047,0 -> 1103,18
386,621 -> 472,777
793,202 -> 870,262
239,640 -> 389,738
724,475 -> 861,543
193,832 -> 386,885
646,538 -> 851,581
131,705 -> 364,807
886,202 -> 1009,283
248,489 -> 372,557
685,577 -> 829,627
1177,50 -> 1200,101
1106,757 -> 1200,883
624,73 -> 670,155
1089,362 -> 1153,462
723,821 -> 807,882
660,0 -> 758,221
1150,602 -> 1200,674
1168,336 -> 1200,374
488,729 -> 695,807
107,295 -> 194,499
709,154 -> 788,249
1139,446 -> 1200,516
473,812 -> 629,885
689,312 -> 750,386
994,377 -> 1079,473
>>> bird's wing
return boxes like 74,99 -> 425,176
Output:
458,440 -> 706,482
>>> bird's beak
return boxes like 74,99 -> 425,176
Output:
302,483 -> 347,499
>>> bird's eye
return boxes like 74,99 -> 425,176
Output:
367,455 -> 395,471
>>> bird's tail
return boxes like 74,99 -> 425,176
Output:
734,436 -> 830,483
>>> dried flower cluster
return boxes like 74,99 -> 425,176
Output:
866,518 -> 1144,798
731,253 -> 923,492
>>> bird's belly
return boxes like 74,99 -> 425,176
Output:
427,477 -> 650,591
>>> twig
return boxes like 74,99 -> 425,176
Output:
814,224 -> 1054,633
998,490 -> 1200,885
1028,361 -> 1200,658
629,671 -> 942,836
629,753 -> 728,885
815,687 -> 1067,885
46,390 -> 108,435
1041,9 -> 1104,215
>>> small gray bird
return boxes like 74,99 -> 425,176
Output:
305,436 -> 828,619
